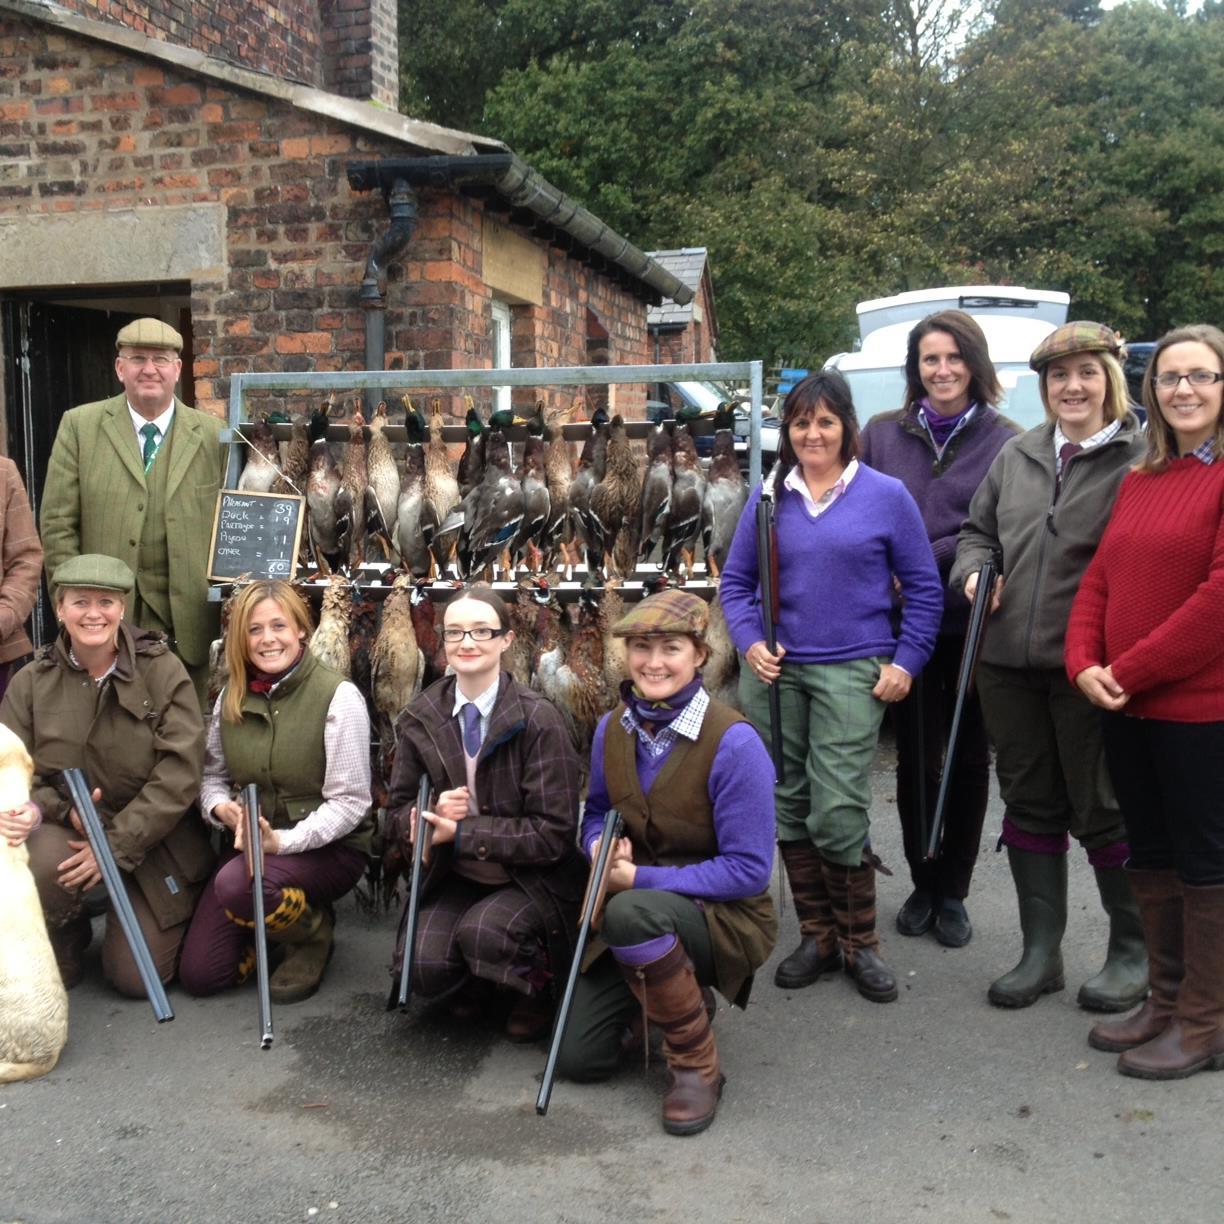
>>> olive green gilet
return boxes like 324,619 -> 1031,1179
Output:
603,696 -> 777,1007
135,420 -> 172,631
219,650 -> 373,855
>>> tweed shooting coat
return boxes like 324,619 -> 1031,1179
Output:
388,672 -> 587,990
40,393 -> 228,666
0,623 -> 215,929
0,457 -> 42,664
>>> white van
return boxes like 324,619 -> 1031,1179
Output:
824,285 -> 1070,430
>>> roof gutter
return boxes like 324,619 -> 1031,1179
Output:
347,154 -> 693,306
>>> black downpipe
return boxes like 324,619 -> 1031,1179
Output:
359,177 -> 418,413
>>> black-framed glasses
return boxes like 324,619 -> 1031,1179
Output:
441,626 -> 507,643
1153,371 -> 1224,390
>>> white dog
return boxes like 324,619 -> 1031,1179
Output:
0,723 -> 68,1083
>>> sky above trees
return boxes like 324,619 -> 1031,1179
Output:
399,0 -> 1224,364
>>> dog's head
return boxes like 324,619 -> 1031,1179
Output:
0,723 -> 34,814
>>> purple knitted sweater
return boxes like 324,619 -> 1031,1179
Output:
718,463 -> 943,677
581,712 -> 775,901
860,405 -> 1020,632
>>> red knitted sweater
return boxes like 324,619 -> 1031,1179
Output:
1065,457 -> 1224,722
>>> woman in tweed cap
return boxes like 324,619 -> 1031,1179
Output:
556,588 -> 777,1136
952,321 -> 1147,1013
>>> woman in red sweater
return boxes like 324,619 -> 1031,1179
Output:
1065,323 -> 1224,1080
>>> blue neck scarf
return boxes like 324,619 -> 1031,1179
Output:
620,674 -> 704,727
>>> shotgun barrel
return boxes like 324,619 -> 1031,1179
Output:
926,557 -> 1000,861
536,808 -> 623,1116
391,774 -> 434,1011
61,768 -> 174,1023
240,783 -> 274,1049
755,464 -> 785,783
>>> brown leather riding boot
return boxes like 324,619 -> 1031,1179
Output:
824,856 -> 898,1003
617,940 -> 725,1136
774,840 -> 843,989
1118,882 -> 1224,1080
1089,869 -> 1182,1052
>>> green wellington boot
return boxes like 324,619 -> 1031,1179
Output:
1078,866 -> 1149,1012
989,848 -> 1067,1008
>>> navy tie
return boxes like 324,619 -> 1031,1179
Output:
461,703 -> 482,758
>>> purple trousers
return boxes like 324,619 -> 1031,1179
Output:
178,843 -> 366,996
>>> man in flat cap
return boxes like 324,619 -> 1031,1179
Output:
40,317 -> 227,706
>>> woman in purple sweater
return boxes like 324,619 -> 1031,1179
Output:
719,370 -> 942,1005
556,588 -> 777,1137
860,310 -> 1019,949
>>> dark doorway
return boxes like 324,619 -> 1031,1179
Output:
1,287 -> 191,645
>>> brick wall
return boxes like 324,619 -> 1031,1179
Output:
49,0 -> 397,107
0,17 -> 651,422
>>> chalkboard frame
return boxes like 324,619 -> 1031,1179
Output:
207,489 -> 306,583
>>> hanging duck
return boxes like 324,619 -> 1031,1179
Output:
305,400 -> 343,576
333,405 -> 369,573
237,411 -> 285,492
661,419 -> 706,580
701,403 -> 748,577
512,402 -> 551,574
637,419 -> 673,566
394,402 -> 432,579
541,401 -> 575,573
271,409 -> 311,498
424,398 -> 461,578
364,399 -> 401,563
457,424 -> 524,579
567,406 -> 610,573
589,414 -> 642,579
457,395 -> 486,496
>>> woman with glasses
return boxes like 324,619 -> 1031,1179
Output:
179,580 -> 373,1003
387,587 -> 585,1043
1067,324 -> 1224,1080
951,322 -> 1147,1013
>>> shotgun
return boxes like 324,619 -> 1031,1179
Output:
926,556 -> 1000,861
755,462 -> 785,783
61,768 -> 174,1023
537,807 -> 624,1116
390,773 -> 434,1011
240,783 -> 274,1049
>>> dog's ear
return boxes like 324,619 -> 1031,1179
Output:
0,724 -> 34,809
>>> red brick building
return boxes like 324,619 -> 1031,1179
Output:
0,0 -> 691,515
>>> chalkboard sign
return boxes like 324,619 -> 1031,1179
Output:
207,490 -> 305,582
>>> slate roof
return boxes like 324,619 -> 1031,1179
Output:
646,248 -> 708,327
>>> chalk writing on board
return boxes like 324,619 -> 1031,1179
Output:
207,490 -> 305,582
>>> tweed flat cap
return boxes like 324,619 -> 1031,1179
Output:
52,554 -> 135,596
612,589 -> 709,639
115,318 -> 183,352
1030,321 -> 1122,371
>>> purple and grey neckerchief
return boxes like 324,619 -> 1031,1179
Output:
918,397 -> 977,455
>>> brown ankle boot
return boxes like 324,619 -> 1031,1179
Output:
617,940 -> 725,1136
48,916 -> 92,990
1118,882 -> 1224,1080
1089,869 -> 1182,1052
505,990 -> 554,1043
775,840 -> 843,989
824,857 -> 898,1003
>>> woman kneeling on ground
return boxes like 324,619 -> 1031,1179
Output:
0,555 -> 213,995
556,589 -> 777,1137
179,580 -> 373,1003
387,588 -> 586,1044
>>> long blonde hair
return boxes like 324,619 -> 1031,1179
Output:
221,581 -> 313,723
1139,324 -> 1224,473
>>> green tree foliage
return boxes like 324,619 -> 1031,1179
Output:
398,0 -> 1224,360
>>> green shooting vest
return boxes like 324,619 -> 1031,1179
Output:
219,650 -> 373,855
